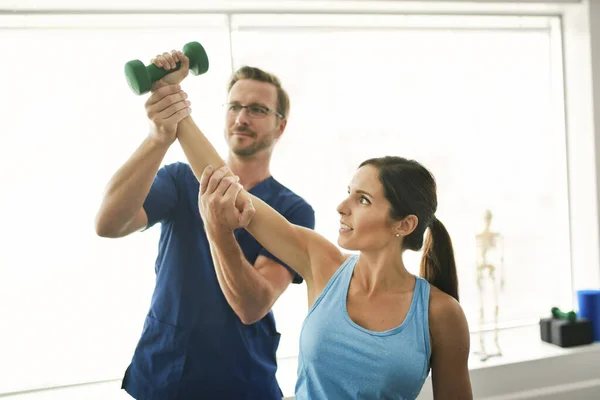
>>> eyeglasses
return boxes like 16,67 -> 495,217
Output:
223,103 -> 283,119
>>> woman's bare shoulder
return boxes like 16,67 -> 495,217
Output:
428,285 -> 469,347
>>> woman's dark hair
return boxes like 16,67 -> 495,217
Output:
358,156 -> 459,301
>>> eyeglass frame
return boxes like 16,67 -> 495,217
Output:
223,102 -> 284,119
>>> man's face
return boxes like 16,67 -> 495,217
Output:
224,79 -> 285,158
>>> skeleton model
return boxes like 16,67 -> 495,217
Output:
474,210 -> 504,361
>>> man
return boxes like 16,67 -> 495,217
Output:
95,50 -> 315,399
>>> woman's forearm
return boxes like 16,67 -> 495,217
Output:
175,115 -> 312,275
177,116 -> 223,175
177,116 -> 248,209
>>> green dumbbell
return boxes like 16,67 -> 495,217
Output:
124,41 -> 209,95
551,307 -> 577,322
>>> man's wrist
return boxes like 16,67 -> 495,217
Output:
146,133 -> 175,148
206,226 -> 236,244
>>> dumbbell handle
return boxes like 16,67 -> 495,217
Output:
147,62 -> 183,83
551,307 -> 576,322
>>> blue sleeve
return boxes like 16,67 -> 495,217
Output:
142,163 -> 180,229
259,200 -> 316,284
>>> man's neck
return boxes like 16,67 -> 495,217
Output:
227,152 -> 272,191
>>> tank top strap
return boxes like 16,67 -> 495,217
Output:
414,276 -> 432,360
306,254 -> 359,316
416,276 -> 431,310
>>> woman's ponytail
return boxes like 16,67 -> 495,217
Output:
420,218 -> 459,301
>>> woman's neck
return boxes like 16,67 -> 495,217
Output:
353,250 -> 414,297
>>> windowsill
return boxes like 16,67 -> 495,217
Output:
465,324 -> 600,369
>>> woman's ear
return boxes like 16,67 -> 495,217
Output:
394,214 -> 419,236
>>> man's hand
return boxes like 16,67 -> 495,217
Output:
199,165 -> 255,236
150,50 -> 190,91
145,84 -> 191,145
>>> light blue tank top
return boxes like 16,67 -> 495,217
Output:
295,255 -> 431,400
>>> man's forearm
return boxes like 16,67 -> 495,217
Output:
208,230 -> 274,325
95,136 -> 170,237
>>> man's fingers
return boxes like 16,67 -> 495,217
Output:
240,197 -> 255,227
199,165 -> 214,196
205,165 -> 230,195
150,90 -> 187,112
145,85 -> 181,110
162,107 -> 191,127
222,181 -> 242,205
154,98 -> 191,122
215,176 -> 237,198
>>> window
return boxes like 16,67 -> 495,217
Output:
0,9 -> 579,395
0,14 -> 232,392
230,14 -> 571,357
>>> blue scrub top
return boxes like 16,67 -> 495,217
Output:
121,162 -> 315,400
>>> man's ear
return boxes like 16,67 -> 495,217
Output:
276,118 -> 287,138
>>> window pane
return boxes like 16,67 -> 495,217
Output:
230,14 -> 570,358
0,15 -> 232,392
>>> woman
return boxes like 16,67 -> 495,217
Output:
150,50 -> 473,399
199,160 -> 472,400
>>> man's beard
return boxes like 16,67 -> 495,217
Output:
229,128 -> 275,157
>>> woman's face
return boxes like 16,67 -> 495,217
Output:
336,165 -> 398,251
